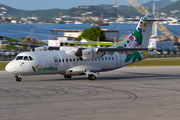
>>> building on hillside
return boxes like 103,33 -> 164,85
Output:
0,36 -> 10,48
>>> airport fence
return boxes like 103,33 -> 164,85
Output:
0,55 -> 16,61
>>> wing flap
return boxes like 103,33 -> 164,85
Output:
97,48 -> 148,55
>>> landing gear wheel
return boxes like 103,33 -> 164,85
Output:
64,75 -> 72,79
16,77 -> 22,82
64,75 -> 67,78
88,74 -> 96,81
67,75 -> 71,79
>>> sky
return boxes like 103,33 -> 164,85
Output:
0,0 -> 178,10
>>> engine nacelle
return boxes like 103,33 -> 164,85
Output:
34,46 -> 49,51
62,47 -> 105,60
61,47 -> 79,57
80,48 -> 105,60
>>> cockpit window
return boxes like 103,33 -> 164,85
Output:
24,56 -> 29,61
16,56 -> 33,61
16,56 -> 23,60
29,56 -> 33,60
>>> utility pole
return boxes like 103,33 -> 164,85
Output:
153,1 -> 155,14
152,1 -> 157,36
113,0 -> 118,29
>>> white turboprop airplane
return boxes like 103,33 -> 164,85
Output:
6,14 -> 160,82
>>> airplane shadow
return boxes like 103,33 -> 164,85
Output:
98,72 -> 180,81
24,72 -> 180,82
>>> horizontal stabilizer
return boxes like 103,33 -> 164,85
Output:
126,19 -> 166,21
148,48 -> 162,51
143,19 -> 167,21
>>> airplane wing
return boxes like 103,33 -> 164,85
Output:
97,48 -> 148,52
9,42 -> 156,58
96,48 -> 149,55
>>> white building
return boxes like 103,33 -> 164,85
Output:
48,29 -> 119,46
11,20 -> 17,24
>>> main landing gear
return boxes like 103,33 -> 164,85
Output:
15,75 -> 22,82
88,74 -> 96,81
85,69 -> 97,81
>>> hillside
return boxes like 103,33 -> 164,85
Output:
66,5 -> 141,18
143,0 -> 173,10
1,0 -> 179,19
157,0 -> 180,17
0,4 -> 141,18
0,4 -> 65,18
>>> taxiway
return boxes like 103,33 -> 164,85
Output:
0,66 -> 180,120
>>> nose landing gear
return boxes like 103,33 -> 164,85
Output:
15,75 -> 23,82
64,75 -> 72,79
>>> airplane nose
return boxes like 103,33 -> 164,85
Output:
5,63 -> 13,73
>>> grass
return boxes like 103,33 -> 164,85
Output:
128,59 -> 180,66
0,59 -> 180,70
0,62 -> 8,70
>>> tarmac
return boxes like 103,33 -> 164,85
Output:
0,66 -> 180,120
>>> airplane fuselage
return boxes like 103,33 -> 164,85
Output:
6,50 -> 119,75
6,50 -> 154,77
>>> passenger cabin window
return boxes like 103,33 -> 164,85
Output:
112,57 -> 114,60
54,58 -> 58,62
59,59 -> 61,62
54,57 -> 58,66
73,58 -> 75,62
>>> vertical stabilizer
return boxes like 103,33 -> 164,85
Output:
109,14 -> 155,49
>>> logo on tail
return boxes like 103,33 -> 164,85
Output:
109,14 -> 154,49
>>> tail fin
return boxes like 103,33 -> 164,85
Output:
109,14 -> 155,48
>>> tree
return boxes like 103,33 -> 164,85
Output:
78,27 -> 106,41
6,39 -> 18,50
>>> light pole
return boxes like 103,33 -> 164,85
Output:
30,25 -> 37,41
113,0 -> 118,29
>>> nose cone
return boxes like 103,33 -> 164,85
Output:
5,63 -> 13,73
